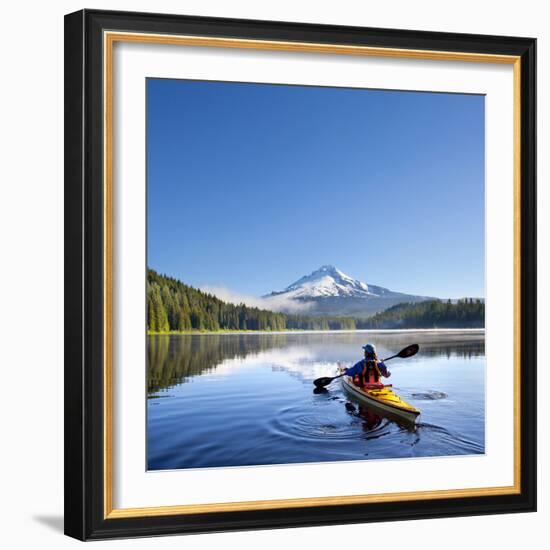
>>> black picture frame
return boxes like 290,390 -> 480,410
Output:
64,9 -> 536,541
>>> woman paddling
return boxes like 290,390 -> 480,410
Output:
344,344 -> 391,389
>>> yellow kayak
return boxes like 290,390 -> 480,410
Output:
340,371 -> 421,425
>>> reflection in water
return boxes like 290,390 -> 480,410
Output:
345,399 -> 416,432
354,405 -> 384,433
148,333 -> 290,394
148,331 -> 484,394
147,331 -> 485,470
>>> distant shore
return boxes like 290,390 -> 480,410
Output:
147,328 -> 485,336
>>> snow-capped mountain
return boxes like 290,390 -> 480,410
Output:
269,265 -> 398,299
265,265 -> 433,318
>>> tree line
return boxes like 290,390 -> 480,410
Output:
357,298 -> 485,329
147,269 -> 484,332
147,269 -> 356,332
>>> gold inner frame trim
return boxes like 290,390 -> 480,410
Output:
103,30 -> 522,520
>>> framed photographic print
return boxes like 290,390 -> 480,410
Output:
64,9 -> 536,540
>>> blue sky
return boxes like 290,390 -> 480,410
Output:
147,78 -> 485,299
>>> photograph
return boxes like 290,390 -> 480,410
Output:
145,77 -> 486,471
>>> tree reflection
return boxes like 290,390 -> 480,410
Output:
147,332 -> 485,395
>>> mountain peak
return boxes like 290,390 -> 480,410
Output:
263,265 -> 434,317
313,265 -> 345,277
270,265 -> 373,299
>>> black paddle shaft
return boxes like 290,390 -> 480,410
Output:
313,344 -> 419,388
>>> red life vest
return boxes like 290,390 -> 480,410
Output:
365,360 -> 378,384
354,359 -> 384,389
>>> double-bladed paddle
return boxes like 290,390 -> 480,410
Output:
313,343 -> 419,389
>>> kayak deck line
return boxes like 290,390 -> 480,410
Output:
339,369 -> 421,425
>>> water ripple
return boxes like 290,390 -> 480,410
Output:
410,390 -> 448,400
268,402 -> 396,444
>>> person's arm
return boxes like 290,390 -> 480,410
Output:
378,361 -> 391,378
344,361 -> 363,377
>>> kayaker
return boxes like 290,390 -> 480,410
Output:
345,344 -> 390,388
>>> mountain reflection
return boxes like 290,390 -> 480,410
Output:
147,331 -> 485,395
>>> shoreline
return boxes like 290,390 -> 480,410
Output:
147,328 -> 485,336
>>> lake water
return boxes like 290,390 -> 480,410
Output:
147,331 -> 485,470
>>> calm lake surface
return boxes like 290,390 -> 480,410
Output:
147,331 -> 485,470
